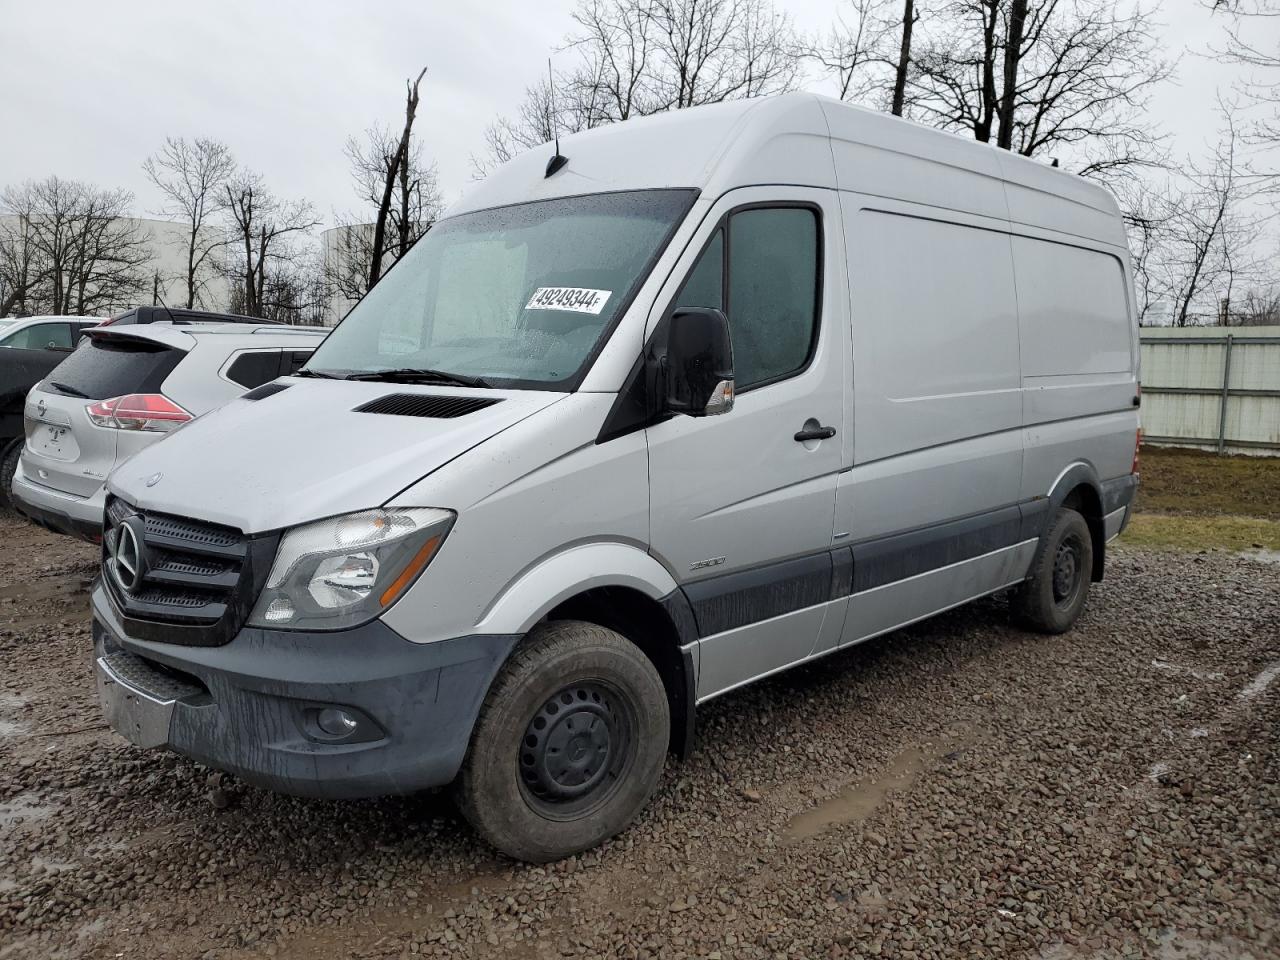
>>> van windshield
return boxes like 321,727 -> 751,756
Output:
306,189 -> 696,389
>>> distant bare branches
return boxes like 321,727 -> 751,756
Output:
479,0 -> 800,170
0,177 -> 153,317
906,0 -> 1173,176
223,169 -> 319,319
142,137 -> 235,308
329,69 -> 442,304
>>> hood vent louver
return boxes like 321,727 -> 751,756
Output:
355,393 -> 503,419
241,382 -> 292,401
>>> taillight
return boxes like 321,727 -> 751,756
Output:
86,394 -> 192,432
1132,428 -> 1142,475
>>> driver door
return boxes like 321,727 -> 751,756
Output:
645,188 -> 849,700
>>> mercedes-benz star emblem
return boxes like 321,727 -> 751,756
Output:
110,519 -> 146,593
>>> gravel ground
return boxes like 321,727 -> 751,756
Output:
0,513 -> 1276,959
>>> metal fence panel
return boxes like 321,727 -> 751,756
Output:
1139,326 -> 1280,455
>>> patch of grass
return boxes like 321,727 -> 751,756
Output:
1117,512 -> 1280,552
1137,446 -> 1280,520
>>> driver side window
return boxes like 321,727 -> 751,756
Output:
673,206 -> 820,391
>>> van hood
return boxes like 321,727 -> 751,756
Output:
107,380 -> 564,533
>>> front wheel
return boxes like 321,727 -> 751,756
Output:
1012,506 -> 1094,634
455,620 -> 670,862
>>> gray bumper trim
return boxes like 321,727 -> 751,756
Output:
93,583 -> 521,798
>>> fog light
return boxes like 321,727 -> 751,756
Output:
315,707 -> 359,738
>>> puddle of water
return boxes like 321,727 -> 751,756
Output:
30,856 -> 76,874
1151,659 -> 1224,682
784,747 -> 927,843
1238,661 -> 1280,702
1236,548 -> 1280,565
0,794 -> 61,832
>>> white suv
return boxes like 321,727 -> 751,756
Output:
11,322 -> 327,540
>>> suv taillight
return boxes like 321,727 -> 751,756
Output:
86,394 -> 192,432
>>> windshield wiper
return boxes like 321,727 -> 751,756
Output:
343,367 -> 491,388
293,368 -> 340,379
48,381 -> 89,398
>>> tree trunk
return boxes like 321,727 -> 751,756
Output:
369,67 -> 427,290
997,0 -> 1028,150
891,0 -> 915,117
975,0 -> 999,142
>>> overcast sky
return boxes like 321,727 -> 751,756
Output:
1,0 -> 1275,230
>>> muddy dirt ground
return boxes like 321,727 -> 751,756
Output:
0,514 -> 1276,959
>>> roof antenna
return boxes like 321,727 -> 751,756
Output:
545,58 -> 568,178
1051,157 -> 1060,168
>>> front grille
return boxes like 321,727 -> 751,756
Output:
102,497 -> 280,647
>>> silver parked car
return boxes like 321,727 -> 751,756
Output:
11,322 -> 326,540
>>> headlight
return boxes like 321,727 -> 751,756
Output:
247,507 -> 455,631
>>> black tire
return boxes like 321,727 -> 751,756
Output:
0,439 -> 22,514
1012,506 -> 1094,634
455,620 -> 669,863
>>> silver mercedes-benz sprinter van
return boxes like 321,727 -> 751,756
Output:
92,93 -> 1140,862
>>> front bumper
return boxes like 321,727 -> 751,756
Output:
10,462 -> 104,542
92,583 -> 519,799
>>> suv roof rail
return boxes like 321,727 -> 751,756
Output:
105,306 -> 282,327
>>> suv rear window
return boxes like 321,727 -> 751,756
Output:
225,351 -> 283,389
42,337 -> 186,400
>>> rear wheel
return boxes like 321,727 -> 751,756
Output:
1012,507 -> 1093,634
0,439 -> 22,513
455,620 -> 669,862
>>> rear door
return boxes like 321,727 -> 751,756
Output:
22,336 -> 185,498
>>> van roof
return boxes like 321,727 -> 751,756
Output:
453,92 -> 1125,249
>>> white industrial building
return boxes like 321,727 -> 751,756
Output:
0,215 -> 231,317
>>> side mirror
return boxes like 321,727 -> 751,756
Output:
657,307 -> 734,417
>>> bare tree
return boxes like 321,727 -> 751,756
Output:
908,0 -> 1172,175
1233,286 -> 1280,325
1205,0 -> 1280,149
1112,176 -> 1176,323
808,0 -> 900,106
0,200 -> 49,316
1152,111 -> 1262,326
481,0 -> 799,168
366,68 -> 428,290
0,177 -> 152,316
891,0 -> 919,114
330,126 -> 442,302
142,137 -> 235,308
223,169 -> 319,319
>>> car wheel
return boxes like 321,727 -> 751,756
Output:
1012,506 -> 1094,634
0,439 -> 22,513
455,619 -> 669,863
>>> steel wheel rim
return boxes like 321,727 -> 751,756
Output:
517,679 -> 636,820
1052,533 -> 1084,606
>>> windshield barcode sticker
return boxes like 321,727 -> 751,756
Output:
525,287 -> 612,315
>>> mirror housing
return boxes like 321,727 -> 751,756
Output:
656,307 -> 735,417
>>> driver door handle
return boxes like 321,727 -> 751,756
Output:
794,423 -> 837,442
